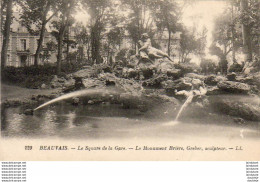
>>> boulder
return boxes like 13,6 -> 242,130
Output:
50,75 -> 67,88
217,81 -> 250,94
210,96 -> 260,121
24,109 -> 34,115
41,83 -> 46,89
62,78 -> 76,93
122,68 -> 139,79
204,75 -> 227,86
142,74 -> 168,88
82,78 -> 105,89
162,78 -> 192,96
98,73 -> 143,95
166,69 -> 182,80
73,68 -> 97,79
72,97 -> 80,105
236,72 -> 260,89
185,73 -> 206,81
191,79 -> 203,89
206,86 -> 224,95
227,72 -> 237,81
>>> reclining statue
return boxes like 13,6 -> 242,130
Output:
137,33 -> 173,63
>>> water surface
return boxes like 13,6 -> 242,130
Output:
1,98 -> 260,140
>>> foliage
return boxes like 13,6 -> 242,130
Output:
229,62 -> 244,72
179,27 -> 207,63
200,58 -> 217,75
1,62 -> 84,88
82,0 -> 116,64
150,0 -> 182,55
121,0 -> 156,49
18,0 -> 58,66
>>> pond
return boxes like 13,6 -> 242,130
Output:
1,95 -> 260,140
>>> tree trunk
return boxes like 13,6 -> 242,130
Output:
66,26 -> 70,64
240,0 -> 252,62
231,4 -> 236,62
34,22 -> 46,66
1,0 -> 13,69
91,23 -> 101,64
57,18 -> 66,75
168,29 -> 171,56
34,2 -> 51,66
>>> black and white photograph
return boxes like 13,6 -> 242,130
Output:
0,0 -> 259,162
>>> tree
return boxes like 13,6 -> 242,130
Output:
19,0 -> 58,66
151,0 -> 182,56
1,0 -> 13,69
200,58 -> 217,75
74,23 -> 91,62
210,12 -> 239,64
53,0 -> 77,75
121,0 -> 156,52
239,0 -> 259,62
104,17 -> 125,63
178,25 -> 207,63
82,0 -> 115,64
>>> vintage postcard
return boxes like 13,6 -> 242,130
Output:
0,0 -> 259,161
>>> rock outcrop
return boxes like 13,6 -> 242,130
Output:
217,81 -> 250,94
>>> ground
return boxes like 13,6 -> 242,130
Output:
1,83 -> 59,102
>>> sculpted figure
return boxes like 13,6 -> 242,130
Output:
137,33 -> 173,62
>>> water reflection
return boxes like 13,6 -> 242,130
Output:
1,101 -> 260,139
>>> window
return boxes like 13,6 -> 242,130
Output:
20,39 -> 27,51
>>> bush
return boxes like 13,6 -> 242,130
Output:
229,63 -> 243,73
175,62 -> 201,74
1,62 -> 84,88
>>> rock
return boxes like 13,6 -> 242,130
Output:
210,96 -> 260,121
128,55 -> 139,67
142,74 -> 168,88
191,79 -> 203,89
82,78 -> 105,89
4,99 -> 22,107
51,81 -> 63,88
233,118 -> 246,124
217,81 -> 250,94
166,69 -> 182,80
50,75 -> 67,88
87,100 -> 94,105
98,73 -> 143,95
242,59 -> 260,74
62,78 -> 76,93
236,72 -> 260,90
157,60 -> 174,72
41,83 -> 46,89
185,73 -> 205,80
73,68 -> 97,79
204,75 -> 227,86
227,72 -> 237,81
162,78 -> 192,96
24,109 -> 34,115
206,86 -> 223,95
122,68 -> 139,79
72,97 -> 80,105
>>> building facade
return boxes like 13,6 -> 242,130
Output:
0,13 -> 56,67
